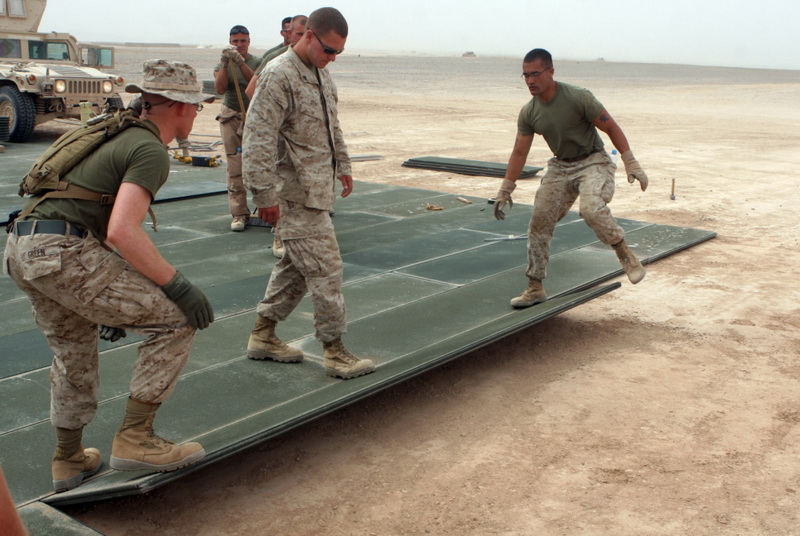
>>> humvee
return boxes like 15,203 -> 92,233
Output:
0,0 -> 124,142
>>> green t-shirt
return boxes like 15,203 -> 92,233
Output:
26,122 -> 168,241
214,53 -> 261,112
260,43 -> 286,63
517,82 -> 605,160
255,44 -> 288,75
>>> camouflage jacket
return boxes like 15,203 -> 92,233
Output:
242,47 -> 351,211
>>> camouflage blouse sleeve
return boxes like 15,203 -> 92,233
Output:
242,70 -> 291,208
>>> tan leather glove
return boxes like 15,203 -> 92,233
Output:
222,46 -> 245,65
493,179 -> 516,220
621,150 -> 648,192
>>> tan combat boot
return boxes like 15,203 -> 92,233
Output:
323,338 -> 375,380
110,398 -> 205,472
612,240 -> 646,284
272,234 -> 285,259
247,315 -> 303,362
510,278 -> 548,308
230,215 -> 248,232
52,427 -> 102,492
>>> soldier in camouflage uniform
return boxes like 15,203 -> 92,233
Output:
494,48 -> 650,308
4,60 -> 215,492
242,7 -> 374,380
244,15 -> 309,261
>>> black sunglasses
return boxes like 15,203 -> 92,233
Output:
312,31 -> 344,55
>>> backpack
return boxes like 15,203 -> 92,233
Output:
16,109 -> 162,229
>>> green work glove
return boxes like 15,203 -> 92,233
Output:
99,325 -> 127,342
493,179 -> 516,220
161,271 -> 214,330
621,150 -> 648,192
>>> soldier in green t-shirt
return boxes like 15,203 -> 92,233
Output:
260,15 -> 293,65
214,25 -> 260,232
494,48 -> 650,308
5,60 -> 215,492
277,16 -> 293,50
246,15 -> 308,100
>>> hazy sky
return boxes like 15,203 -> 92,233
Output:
37,0 -> 800,70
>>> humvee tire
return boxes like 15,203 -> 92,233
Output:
0,86 -> 36,143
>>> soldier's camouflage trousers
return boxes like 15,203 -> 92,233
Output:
4,229 -> 196,430
217,104 -> 249,218
256,202 -> 346,342
526,151 -> 625,281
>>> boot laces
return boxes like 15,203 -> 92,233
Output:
328,339 -> 358,364
522,281 -> 542,298
146,428 -> 175,449
256,320 -> 289,350
523,288 -> 537,299
269,334 -> 290,350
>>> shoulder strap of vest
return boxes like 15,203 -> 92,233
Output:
15,184 -> 158,232
18,111 -> 162,230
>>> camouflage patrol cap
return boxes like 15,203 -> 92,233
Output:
125,59 -> 215,104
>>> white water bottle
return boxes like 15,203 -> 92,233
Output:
609,149 -> 619,164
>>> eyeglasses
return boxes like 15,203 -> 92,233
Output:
230,25 -> 249,35
312,31 -> 344,55
521,69 -> 551,80
142,99 -> 173,111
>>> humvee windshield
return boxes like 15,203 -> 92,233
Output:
28,39 -> 70,61
0,38 -> 21,58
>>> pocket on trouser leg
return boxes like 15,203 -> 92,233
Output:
226,153 -> 242,178
16,245 -> 62,280
588,162 -> 616,204
74,242 -> 126,304
600,174 -> 616,204
285,236 -> 341,279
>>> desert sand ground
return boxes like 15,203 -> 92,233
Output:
54,47 -> 800,535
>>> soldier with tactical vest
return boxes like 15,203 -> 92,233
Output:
4,60 -> 215,492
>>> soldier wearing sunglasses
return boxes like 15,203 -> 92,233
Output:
242,7 -> 375,380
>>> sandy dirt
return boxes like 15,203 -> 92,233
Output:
58,48 -> 800,535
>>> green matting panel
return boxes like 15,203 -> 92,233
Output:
401,155 -> 542,178
1,140 -> 716,520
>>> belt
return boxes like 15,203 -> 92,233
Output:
13,220 -> 85,238
559,148 -> 604,163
